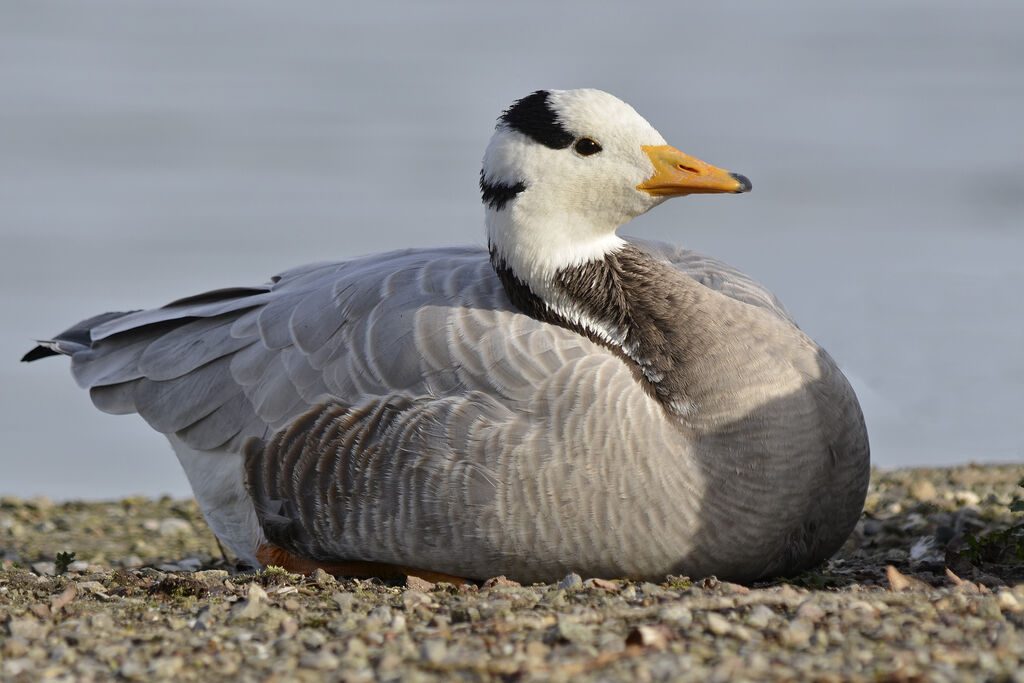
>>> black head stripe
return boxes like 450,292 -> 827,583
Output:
499,90 -> 574,150
480,171 -> 525,210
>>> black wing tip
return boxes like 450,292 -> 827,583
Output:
21,345 -> 59,362
21,310 -> 136,363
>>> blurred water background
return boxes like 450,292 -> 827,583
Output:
2,0 -> 1022,499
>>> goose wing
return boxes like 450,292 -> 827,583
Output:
38,239 -> 794,455
56,246 -> 611,454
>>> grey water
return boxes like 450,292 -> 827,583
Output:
1,0 -> 1022,499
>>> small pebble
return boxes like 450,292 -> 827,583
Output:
795,601 -> 826,622
658,604 -> 693,627
483,575 -> 521,588
7,617 -> 48,641
299,650 -> 340,671
120,554 -> 144,568
420,639 -> 447,663
706,612 -> 731,635
27,496 -> 53,511
556,620 -> 594,646
2,638 -> 29,658
158,518 -> 193,537
402,589 -> 431,610
861,519 -> 884,536
88,613 -> 114,630
794,602 -> 827,626
309,568 -> 335,586
780,619 -> 814,648
626,624 -> 670,649
30,562 -> 56,576
557,573 -> 583,592
955,491 -> 982,506
50,585 -> 77,612
177,557 -> 202,571
746,605 -> 776,629
149,656 -> 184,677
368,605 -> 392,622
909,480 -> 938,501
230,584 -> 268,621
405,574 -> 435,592
584,577 -> 619,592
998,590 -> 1023,613
332,592 -> 357,611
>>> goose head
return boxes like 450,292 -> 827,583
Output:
481,89 -> 750,294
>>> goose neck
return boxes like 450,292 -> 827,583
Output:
491,242 -> 719,415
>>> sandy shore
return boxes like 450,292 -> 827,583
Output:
2,464 -> 1023,681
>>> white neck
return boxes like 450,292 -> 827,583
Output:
486,203 -> 626,296
487,202 -> 632,348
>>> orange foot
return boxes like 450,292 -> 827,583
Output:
255,544 -> 470,585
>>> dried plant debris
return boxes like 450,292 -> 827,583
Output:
2,464 -> 1023,681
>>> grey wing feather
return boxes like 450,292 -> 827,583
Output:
132,354 -> 241,433
242,354 -> 305,424
175,392 -> 252,451
72,333 -> 163,388
52,246 -> 599,455
138,316 -> 255,381
90,288 -> 273,341
89,381 -> 138,415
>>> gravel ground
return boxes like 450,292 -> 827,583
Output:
2,464 -> 1023,682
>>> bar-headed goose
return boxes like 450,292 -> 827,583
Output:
24,89 -> 869,583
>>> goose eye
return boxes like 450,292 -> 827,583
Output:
573,137 -> 602,156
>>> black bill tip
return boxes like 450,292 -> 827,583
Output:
729,172 -> 752,193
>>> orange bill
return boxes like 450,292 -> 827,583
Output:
637,145 -> 751,196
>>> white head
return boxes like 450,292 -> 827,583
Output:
481,89 -> 749,293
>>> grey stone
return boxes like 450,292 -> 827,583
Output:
158,518 -> 193,536
706,612 -> 731,635
658,605 -> 693,628
420,639 -> 447,664
746,605 -> 776,629
557,573 -> 583,592
556,620 -> 594,646
6,617 -> 48,641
